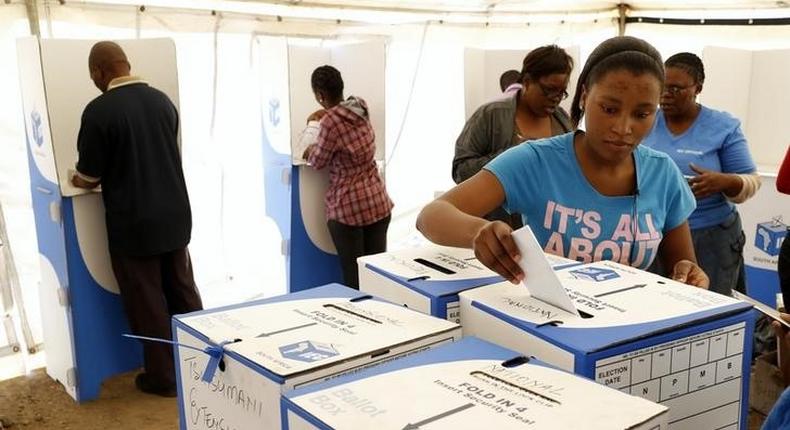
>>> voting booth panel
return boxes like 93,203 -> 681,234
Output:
460,261 -> 754,430
738,174 -> 787,308
463,46 -> 580,121
17,37 -> 180,402
173,284 -> 461,430
701,46 -> 790,307
259,36 -> 387,292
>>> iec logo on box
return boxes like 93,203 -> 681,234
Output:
755,217 -> 787,257
280,341 -> 339,363
569,267 -> 621,282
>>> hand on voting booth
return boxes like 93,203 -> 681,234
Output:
294,120 -> 321,162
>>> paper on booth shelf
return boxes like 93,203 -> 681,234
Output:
511,225 -> 579,316
293,120 -> 320,164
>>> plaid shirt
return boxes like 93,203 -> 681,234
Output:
308,98 -> 393,226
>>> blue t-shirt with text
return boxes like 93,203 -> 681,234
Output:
642,106 -> 756,229
485,132 -> 695,269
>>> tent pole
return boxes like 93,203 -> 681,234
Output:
24,0 -> 41,37
617,3 -> 627,36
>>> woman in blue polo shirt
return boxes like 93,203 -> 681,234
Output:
643,53 -> 761,296
417,36 -> 708,288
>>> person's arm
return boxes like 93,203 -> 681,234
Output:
307,117 -> 338,170
778,146 -> 790,195
451,107 -> 504,184
656,221 -> 709,288
417,170 -> 524,283
307,109 -> 326,124
688,121 -> 760,201
73,110 -> 104,189
71,170 -> 100,189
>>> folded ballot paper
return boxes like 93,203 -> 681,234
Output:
511,225 -> 579,316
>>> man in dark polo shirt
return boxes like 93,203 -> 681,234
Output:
71,41 -> 202,397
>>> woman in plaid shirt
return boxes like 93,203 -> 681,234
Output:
303,65 -> 393,289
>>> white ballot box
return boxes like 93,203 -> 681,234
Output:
359,245 -> 578,324
281,336 -> 668,430
460,260 -> 755,430
173,283 -> 462,430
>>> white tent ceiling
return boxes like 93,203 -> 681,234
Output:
254,0 -> 788,12
62,0 -> 790,23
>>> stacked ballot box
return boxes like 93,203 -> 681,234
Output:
358,245 -> 579,324
460,260 -> 755,430
172,284 -> 462,430
281,337 -> 669,430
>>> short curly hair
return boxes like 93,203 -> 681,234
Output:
311,65 -> 344,101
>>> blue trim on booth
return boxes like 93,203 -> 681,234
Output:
62,198 -> 142,402
745,265 -> 780,308
289,166 -> 342,292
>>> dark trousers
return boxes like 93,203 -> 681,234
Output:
779,230 -> 790,310
110,247 -> 203,387
327,215 -> 391,289
691,211 -> 746,296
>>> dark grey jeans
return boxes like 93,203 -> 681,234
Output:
691,211 -> 746,296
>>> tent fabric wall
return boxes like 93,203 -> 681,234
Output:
0,4 -> 41,381
1,1 -> 790,381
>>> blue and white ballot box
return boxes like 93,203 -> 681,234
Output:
281,337 -> 669,430
16,37 -> 180,402
460,260 -> 755,430
358,245 -> 578,324
172,284 -> 461,430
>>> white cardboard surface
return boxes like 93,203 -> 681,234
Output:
174,285 -> 462,430
284,340 -> 668,430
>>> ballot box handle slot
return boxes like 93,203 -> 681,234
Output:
413,258 -> 456,275
501,356 -> 530,368
370,348 -> 390,359
350,295 -> 373,303
536,320 -> 564,328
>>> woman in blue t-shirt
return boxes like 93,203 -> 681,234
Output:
417,36 -> 709,289
642,53 -> 760,296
